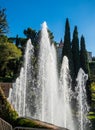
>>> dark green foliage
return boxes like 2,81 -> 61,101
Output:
62,18 -> 71,58
62,18 -> 74,87
0,36 -> 22,78
86,80 -> 92,106
23,27 -> 55,58
24,27 -> 39,57
14,117 -> 63,129
92,57 -> 95,61
90,82 -> 95,110
89,82 -> 95,130
38,29 -> 54,43
24,27 -> 37,44
88,111 -> 95,130
10,36 -> 29,54
48,29 -> 54,43
80,36 -> 91,109
0,87 -> 18,125
15,35 -> 20,47
14,117 -> 47,128
91,119 -> 95,130
0,35 -> 8,43
19,38 -> 27,53
72,26 -> 80,78
0,8 -> 8,35
89,62 -> 95,82
80,35 -> 90,74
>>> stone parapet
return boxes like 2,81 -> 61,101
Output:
0,118 -> 12,130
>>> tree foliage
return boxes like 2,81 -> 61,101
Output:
0,38 -> 22,77
48,29 -> 54,43
72,26 -> 80,78
62,18 -> 74,86
80,36 -> 91,106
0,87 -> 18,125
80,35 -> 89,74
24,27 -> 37,43
89,62 -> 95,81
15,34 -> 20,47
0,42 -> 21,61
0,8 -> 8,35
23,27 -> 39,56
62,18 -> 71,58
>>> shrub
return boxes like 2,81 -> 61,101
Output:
0,86 -> 18,126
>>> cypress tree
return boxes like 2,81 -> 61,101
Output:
80,35 -> 89,74
62,18 -> 71,59
16,35 -> 20,47
80,36 -> 91,106
72,26 -> 80,78
62,18 -> 74,87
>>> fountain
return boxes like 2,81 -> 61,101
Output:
36,22 -> 74,130
75,68 -> 90,130
8,22 -> 90,130
59,56 -> 75,130
8,39 -> 35,116
36,22 -> 59,124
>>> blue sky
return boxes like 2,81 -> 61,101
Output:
0,0 -> 95,56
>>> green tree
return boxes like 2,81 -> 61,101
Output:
62,18 -> 71,57
37,29 -> 54,44
48,29 -> 54,43
80,36 -> 91,106
15,34 -> 20,47
72,26 -> 80,78
80,35 -> 89,74
0,41 -> 22,77
23,27 -> 39,56
62,18 -> 74,86
0,8 -> 8,35
0,35 -> 8,43
23,27 -> 37,44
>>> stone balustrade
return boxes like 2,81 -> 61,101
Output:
0,118 -> 12,130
